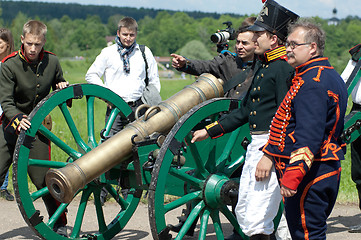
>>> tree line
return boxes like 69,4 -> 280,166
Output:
1,1 -> 361,73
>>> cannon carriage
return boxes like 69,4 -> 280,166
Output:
11,63 -> 361,240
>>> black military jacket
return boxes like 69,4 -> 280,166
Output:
206,46 -> 294,137
178,52 -> 253,99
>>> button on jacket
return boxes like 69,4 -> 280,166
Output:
206,46 -> 294,138
0,48 -> 66,122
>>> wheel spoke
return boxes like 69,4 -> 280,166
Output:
38,125 -> 82,160
164,190 -> 202,213
101,108 -> 121,141
59,102 -> 91,153
70,187 -> 92,238
198,208 -> 210,240
210,210 -> 224,239
220,205 -> 243,236
169,167 -> 204,188
28,158 -> 67,168
30,186 -> 49,201
93,188 -> 108,233
47,202 -> 69,229
106,185 -> 129,209
174,200 -> 205,240
223,154 -> 245,177
185,135 -> 210,178
215,128 -> 242,168
86,96 -> 97,149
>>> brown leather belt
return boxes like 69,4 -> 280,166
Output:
250,131 -> 269,135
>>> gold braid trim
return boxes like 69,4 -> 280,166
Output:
265,46 -> 287,62
205,121 -> 219,130
290,147 -> 314,169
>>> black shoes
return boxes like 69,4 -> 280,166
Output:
100,188 -> 108,206
225,231 -> 244,240
167,221 -> 195,236
0,189 -> 14,201
53,224 -> 68,237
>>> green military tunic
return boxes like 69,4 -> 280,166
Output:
206,46 -> 294,137
0,46 -> 65,192
1,49 -> 65,122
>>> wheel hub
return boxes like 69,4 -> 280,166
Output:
203,174 -> 238,208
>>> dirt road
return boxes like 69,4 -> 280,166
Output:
0,198 -> 360,239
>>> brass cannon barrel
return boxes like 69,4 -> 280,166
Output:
46,73 -> 224,203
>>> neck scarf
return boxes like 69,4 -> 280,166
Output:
115,36 -> 136,74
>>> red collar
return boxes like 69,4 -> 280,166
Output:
19,44 -> 44,63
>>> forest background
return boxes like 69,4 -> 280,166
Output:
2,0 -> 361,73
1,0 -> 361,203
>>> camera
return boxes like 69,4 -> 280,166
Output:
210,21 -> 236,44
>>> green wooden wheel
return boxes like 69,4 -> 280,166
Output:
13,84 -> 142,240
148,98 -> 251,240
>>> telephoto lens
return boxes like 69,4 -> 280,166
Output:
210,31 -> 231,44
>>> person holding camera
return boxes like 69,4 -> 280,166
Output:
191,1 -> 298,239
171,17 -> 256,99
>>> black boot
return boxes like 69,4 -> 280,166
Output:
225,230 -> 244,240
249,234 -> 270,240
167,208 -> 197,236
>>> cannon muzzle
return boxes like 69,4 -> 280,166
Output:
46,73 -> 224,203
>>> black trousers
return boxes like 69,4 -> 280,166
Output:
0,124 -> 66,226
104,98 -> 145,137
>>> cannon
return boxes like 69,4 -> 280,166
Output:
12,62 -> 361,240
13,73 -> 264,240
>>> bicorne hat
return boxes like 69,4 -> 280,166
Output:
248,0 -> 299,41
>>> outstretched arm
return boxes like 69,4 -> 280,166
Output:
191,129 -> 209,143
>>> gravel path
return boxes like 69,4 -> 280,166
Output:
0,198 -> 360,239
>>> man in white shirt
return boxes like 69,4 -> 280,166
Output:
86,16 -> 160,137
86,17 -> 160,205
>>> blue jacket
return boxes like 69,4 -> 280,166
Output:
263,57 -> 348,190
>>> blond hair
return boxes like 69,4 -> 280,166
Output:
22,20 -> 47,39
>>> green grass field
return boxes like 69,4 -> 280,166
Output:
6,58 -> 358,205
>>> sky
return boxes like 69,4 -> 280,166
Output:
13,0 -> 361,19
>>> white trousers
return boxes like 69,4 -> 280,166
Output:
235,134 -> 282,236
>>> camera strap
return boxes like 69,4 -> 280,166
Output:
223,59 -> 255,96
139,44 -> 149,86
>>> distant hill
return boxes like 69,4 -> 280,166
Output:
0,0 -> 242,24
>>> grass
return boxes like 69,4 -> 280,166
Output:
6,58 -> 359,205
